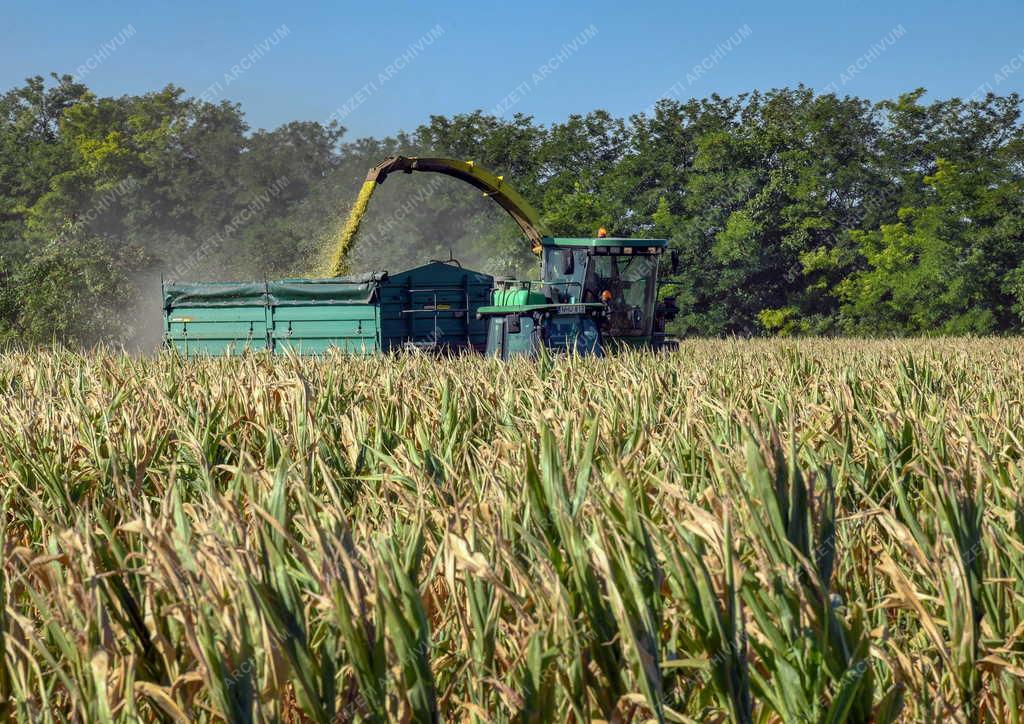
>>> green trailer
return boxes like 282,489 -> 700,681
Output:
163,261 -> 493,355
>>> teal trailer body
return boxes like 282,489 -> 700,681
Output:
163,262 -> 493,356
378,262 -> 492,352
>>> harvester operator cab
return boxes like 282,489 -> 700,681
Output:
541,237 -> 667,343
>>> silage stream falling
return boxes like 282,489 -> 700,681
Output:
328,179 -> 377,277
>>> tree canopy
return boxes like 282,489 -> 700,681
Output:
1,74 -> 1022,346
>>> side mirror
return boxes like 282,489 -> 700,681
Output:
631,307 -> 643,329
670,249 -> 680,275
659,295 -> 679,321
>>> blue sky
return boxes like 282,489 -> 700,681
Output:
4,0 -> 1023,140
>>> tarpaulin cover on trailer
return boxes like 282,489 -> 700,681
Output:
268,276 -> 383,305
164,274 -> 385,307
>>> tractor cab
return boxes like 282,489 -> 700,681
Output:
540,237 -> 667,344
478,236 -> 671,358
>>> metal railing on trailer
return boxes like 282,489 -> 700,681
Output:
398,278 -> 474,350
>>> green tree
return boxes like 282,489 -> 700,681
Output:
1,75 -> 1022,345
839,155 -> 1024,335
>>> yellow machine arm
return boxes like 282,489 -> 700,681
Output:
329,156 -> 546,276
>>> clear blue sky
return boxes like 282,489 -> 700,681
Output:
4,0 -> 1023,139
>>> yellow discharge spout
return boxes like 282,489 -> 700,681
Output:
326,156 -> 546,277
328,179 -> 377,277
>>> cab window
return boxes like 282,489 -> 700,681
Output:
584,253 -> 658,336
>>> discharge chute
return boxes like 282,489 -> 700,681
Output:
329,156 -> 546,276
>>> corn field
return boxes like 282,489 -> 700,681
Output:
2,340 -> 1024,722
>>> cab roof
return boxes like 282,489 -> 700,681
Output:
541,236 -> 668,248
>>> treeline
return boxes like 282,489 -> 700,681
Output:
1,74 -> 1022,346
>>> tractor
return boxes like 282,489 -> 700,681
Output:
332,156 -> 679,358
479,235 -> 678,358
